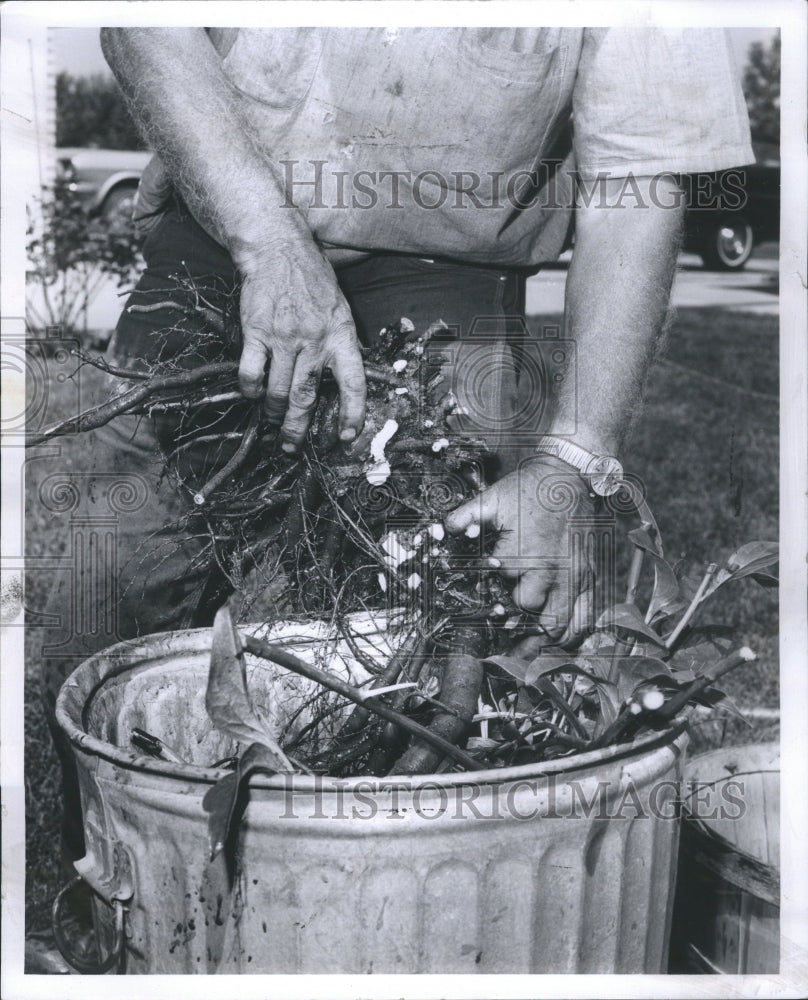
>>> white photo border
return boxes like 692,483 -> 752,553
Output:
2,2 -> 806,998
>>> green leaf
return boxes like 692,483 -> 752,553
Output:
482,654 -> 534,684
691,687 -> 747,721
668,627 -> 735,674
628,526 -> 663,558
675,566 -> 704,604
632,497 -> 665,552
592,683 -> 620,738
627,528 -> 685,621
699,648 -> 750,683
649,566 -> 686,619
530,677 -> 589,739
702,542 -> 779,600
596,604 -> 667,647
576,632 -> 618,656
613,656 -> 677,704
521,654 -> 574,684
573,654 -> 614,682
524,656 -> 615,691
202,743 -> 280,860
206,605 -> 293,771
725,541 -> 779,577
750,570 -> 779,588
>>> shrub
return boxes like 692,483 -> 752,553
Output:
26,178 -> 140,335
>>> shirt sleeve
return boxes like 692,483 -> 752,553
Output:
573,28 -> 755,178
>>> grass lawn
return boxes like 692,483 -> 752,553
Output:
23,304 -> 779,936
631,307 -> 779,749
528,305 -> 779,738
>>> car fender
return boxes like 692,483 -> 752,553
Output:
93,171 -> 143,211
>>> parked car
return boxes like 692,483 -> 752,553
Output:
56,147 -> 779,271
55,147 -> 152,231
683,156 -> 780,270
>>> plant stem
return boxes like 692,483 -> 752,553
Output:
335,616 -> 389,676
27,354 -> 399,448
610,519 -> 658,672
71,349 -> 151,379
337,627 -> 427,738
609,528 -> 651,674
241,634 -> 486,771
588,705 -> 635,751
593,647 -> 754,749
146,391 -> 243,411
625,533 -> 648,607
127,298 -> 226,334
656,647 -> 756,721
390,649 -> 484,775
318,515 -> 346,579
664,563 -> 718,650
192,407 -> 262,505
167,431 -> 244,459
310,730 -> 381,774
358,682 -> 418,700
25,361 -> 237,446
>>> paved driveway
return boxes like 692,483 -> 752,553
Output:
526,246 -> 779,317
30,246 -> 779,345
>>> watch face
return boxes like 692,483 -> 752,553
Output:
589,457 -> 624,496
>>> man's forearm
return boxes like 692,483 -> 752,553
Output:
551,175 -> 685,456
100,28 -> 307,264
101,28 -> 367,447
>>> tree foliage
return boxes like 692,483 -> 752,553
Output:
56,71 -> 146,150
742,35 -> 780,151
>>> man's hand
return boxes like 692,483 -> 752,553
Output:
132,155 -> 367,447
100,27 -> 367,448
447,173 -> 684,645
237,244 -> 366,450
445,458 -> 597,645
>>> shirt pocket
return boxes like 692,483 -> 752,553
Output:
459,28 -> 568,86
455,29 -> 571,159
221,28 -> 325,109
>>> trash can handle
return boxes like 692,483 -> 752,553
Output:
51,875 -> 126,975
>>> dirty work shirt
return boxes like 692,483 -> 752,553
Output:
208,26 -> 754,266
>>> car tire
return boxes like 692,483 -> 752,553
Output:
100,184 -> 138,233
699,216 -> 754,270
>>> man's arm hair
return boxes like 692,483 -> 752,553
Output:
99,28 -> 305,263
549,174 -> 685,456
100,28 -> 368,449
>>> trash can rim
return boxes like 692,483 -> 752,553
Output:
55,626 -> 689,791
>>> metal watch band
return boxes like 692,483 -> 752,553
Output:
535,437 -> 600,476
535,436 -> 624,497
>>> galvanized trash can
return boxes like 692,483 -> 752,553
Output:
668,743 -> 780,973
55,622 -> 689,974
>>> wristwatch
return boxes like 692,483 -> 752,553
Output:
535,436 -> 624,496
